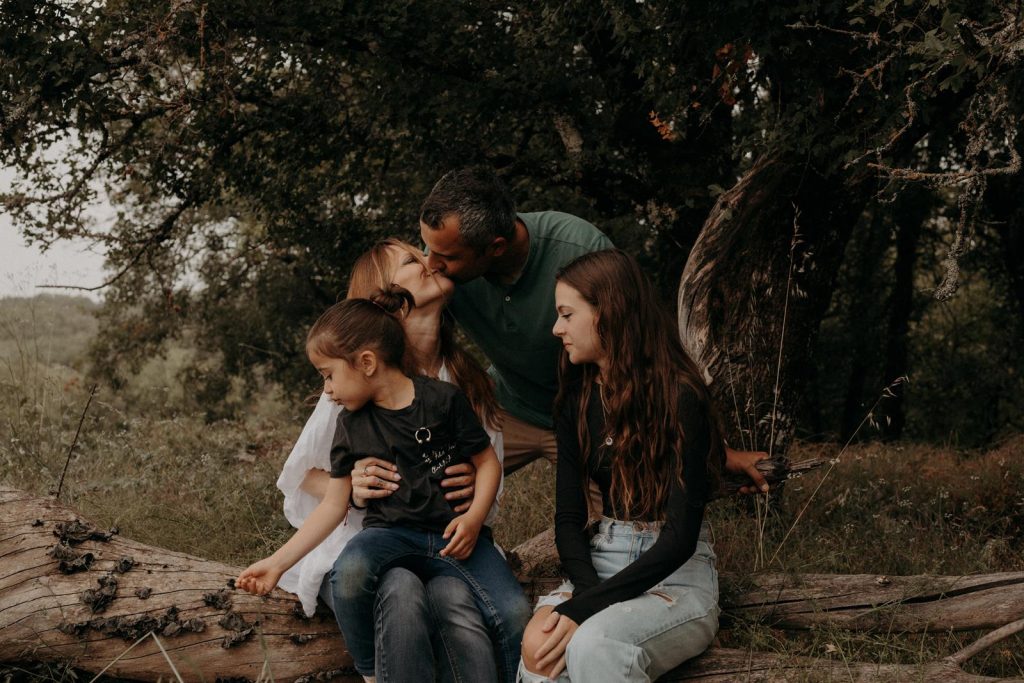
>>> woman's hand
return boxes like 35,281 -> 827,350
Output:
533,610 -> 579,678
441,461 -> 477,513
236,558 -> 284,596
724,447 -> 770,494
351,457 -> 401,506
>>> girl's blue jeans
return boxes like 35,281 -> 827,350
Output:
519,518 -> 720,683
330,525 -> 531,682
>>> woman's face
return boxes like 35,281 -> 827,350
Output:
386,245 -> 454,307
552,281 -> 605,367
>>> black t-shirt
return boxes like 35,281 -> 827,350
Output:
552,381 -> 713,624
330,375 -> 492,532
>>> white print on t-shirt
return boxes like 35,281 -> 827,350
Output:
425,441 -> 457,475
415,425 -> 458,476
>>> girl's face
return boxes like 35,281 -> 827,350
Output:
552,281 -> 605,368
386,245 -> 454,307
308,348 -> 374,411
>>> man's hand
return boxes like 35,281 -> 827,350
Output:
725,447 -> 770,494
236,558 -> 284,596
441,461 -> 477,513
440,513 -> 482,560
533,610 -> 579,678
351,456 -> 401,507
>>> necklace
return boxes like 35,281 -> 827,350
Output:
598,384 -> 614,447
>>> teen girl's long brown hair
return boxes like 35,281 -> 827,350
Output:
554,249 -> 725,519
347,238 -> 501,430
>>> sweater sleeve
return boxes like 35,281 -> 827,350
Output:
553,390 -> 602,595
554,388 -> 712,624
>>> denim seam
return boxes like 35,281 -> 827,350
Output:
629,597 -> 718,647
425,585 -> 464,683
437,555 -> 518,681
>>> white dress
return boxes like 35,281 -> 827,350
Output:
277,366 -> 505,616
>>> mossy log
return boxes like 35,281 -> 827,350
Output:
4,487 -> 1023,682
0,487 -> 356,682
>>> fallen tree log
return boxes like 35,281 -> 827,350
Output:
0,487 -> 357,682
5,487 -> 1024,682
508,529 -> 1024,632
661,645 -> 1024,682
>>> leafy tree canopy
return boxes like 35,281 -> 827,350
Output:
2,0 -> 1021,418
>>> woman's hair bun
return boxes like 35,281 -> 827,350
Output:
369,284 -> 415,317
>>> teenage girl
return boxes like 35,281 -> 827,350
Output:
519,249 -> 724,682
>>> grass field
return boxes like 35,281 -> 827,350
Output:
1,295 -> 1022,680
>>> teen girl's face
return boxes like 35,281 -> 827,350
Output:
308,348 -> 374,411
386,245 -> 454,307
552,281 -> 605,367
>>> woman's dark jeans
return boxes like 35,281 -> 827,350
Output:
319,566 -> 498,682
329,525 -> 530,682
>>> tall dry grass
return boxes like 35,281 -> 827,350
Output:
2,295 -> 1022,680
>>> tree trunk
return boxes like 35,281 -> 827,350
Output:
6,488 -> 1024,681
0,487 -> 358,682
879,188 -> 928,440
662,647 -> 1024,682
839,208 -> 891,441
508,528 -> 1024,633
677,155 -> 871,456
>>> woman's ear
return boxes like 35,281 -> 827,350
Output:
357,349 -> 378,377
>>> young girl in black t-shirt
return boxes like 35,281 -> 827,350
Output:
237,287 -> 529,683
518,249 -> 725,682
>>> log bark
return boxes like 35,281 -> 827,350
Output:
6,488 -> 1024,681
0,487 -> 358,682
661,647 -> 1024,682
507,529 -> 1024,633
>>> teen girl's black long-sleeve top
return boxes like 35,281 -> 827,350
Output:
552,382 -> 712,625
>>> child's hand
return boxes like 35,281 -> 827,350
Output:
440,513 -> 482,560
236,558 -> 284,596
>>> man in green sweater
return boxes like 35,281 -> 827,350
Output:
355,166 -> 768,501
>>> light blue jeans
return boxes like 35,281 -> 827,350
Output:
518,517 -> 719,683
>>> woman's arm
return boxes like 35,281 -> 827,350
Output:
553,392 -> 601,595
554,389 -> 712,625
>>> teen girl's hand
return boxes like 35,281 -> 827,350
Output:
236,558 -> 284,596
534,610 -> 579,678
351,456 -> 401,506
440,461 -> 478,513
440,513 -> 482,560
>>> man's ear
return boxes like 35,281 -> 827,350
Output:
357,350 -> 378,377
486,236 -> 508,258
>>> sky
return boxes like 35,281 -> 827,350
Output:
0,167 -> 108,302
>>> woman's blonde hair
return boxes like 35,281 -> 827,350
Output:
347,238 -> 501,429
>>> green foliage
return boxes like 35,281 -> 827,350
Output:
2,0 -> 1022,429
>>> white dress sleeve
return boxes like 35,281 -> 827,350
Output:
276,392 -> 365,616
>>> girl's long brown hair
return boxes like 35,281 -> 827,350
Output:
554,249 -> 725,519
347,238 -> 501,430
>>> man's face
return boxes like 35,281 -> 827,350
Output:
420,214 -> 493,284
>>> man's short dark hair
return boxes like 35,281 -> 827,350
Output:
419,166 -> 517,250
